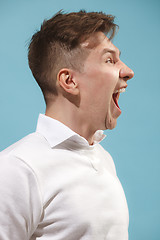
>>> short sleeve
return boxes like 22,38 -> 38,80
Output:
0,155 -> 42,240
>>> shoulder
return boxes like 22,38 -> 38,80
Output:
0,139 -> 43,238
0,132 -> 50,166
0,132 -> 62,194
0,133 -> 44,201
1,132 -> 48,155
0,132 -> 51,191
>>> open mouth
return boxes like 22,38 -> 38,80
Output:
112,88 -> 126,110
112,92 -> 120,109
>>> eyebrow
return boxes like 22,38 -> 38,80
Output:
101,48 -> 121,57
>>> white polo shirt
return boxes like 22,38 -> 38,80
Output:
0,114 -> 129,240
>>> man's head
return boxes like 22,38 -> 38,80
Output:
28,10 -> 117,103
28,10 -> 134,136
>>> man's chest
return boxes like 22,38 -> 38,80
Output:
31,148 -> 129,240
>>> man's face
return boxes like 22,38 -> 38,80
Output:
75,32 -> 134,131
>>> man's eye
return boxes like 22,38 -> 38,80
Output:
106,58 -> 114,64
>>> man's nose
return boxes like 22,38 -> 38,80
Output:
119,64 -> 134,81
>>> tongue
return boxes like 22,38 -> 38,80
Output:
113,93 -> 120,109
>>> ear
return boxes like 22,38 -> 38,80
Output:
57,68 -> 79,95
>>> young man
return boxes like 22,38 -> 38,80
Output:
0,10 -> 134,240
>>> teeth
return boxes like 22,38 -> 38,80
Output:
114,88 -> 126,94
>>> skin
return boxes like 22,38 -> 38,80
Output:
45,32 -> 134,145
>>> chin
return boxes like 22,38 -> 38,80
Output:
105,117 -> 117,130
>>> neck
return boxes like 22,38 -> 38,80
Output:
45,98 -> 96,145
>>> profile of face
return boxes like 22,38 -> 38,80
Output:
74,32 -> 134,131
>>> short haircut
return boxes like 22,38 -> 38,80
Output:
28,10 -> 117,103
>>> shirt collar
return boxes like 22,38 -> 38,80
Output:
36,114 -> 106,148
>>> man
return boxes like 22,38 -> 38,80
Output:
0,10 -> 134,240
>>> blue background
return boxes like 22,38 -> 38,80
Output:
0,0 -> 160,239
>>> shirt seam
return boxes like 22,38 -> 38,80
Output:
11,154 -> 44,231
